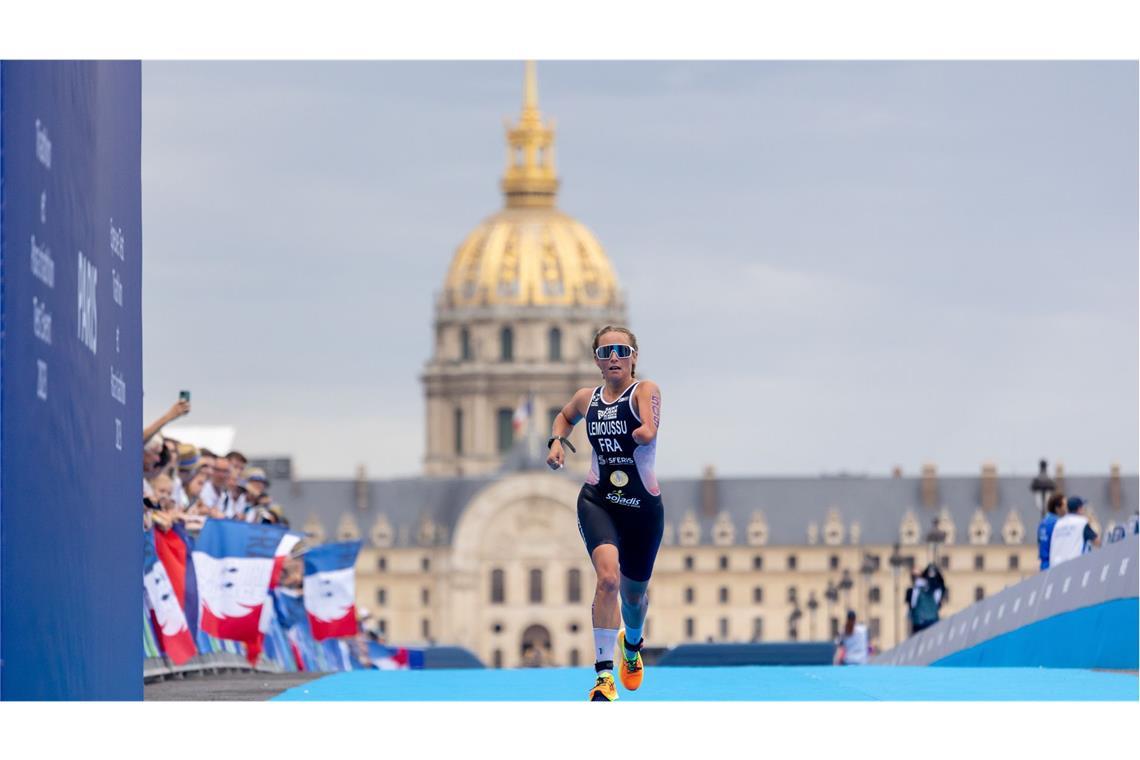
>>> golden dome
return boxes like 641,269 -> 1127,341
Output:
441,62 -> 620,309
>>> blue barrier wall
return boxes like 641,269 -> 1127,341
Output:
933,598 -> 1138,669
0,61 -> 142,699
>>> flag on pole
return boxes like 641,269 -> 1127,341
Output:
303,540 -> 363,641
192,519 -> 288,648
144,530 -> 197,665
512,393 -> 533,434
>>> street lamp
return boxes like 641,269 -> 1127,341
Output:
838,568 -> 853,610
889,542 -> 906,647
925,518 -> 947,567
859,552 -> 879,622
788,605 -> 803,641
806,591 -> 820,640
824,580 -> 839,638
1030,458 -> 1055,519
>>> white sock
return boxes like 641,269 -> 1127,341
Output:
594,627 -> 619,673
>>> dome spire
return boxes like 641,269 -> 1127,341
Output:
501,60 -> 559,208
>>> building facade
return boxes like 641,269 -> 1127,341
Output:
279,64 -> 1137,669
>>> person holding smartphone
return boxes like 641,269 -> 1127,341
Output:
546,325 -> 664,702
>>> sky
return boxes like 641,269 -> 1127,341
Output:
141,61 -> 1138,479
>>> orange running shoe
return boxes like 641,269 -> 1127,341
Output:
617,629 -> 644,691
588,672 -> 618,701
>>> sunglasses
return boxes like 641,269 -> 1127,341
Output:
595,344 -> 636,360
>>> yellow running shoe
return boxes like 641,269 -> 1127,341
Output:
617,629 -> 644,691
588,673 -> 618,701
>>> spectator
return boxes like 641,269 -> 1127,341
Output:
1037,492 -> 1067,570
905,563 -> 945,634
833,610 -> 869,665
143,397 -> 190,445
200,456 -> 239,518
1049,496 -> 1100,567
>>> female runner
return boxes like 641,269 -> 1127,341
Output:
547,325 -> 664,701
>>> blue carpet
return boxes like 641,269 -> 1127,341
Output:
273,666 -> 1138,701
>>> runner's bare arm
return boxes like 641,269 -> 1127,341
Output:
547,387 -> 592,470
632,380 -> 660,445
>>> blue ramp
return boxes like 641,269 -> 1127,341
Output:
273,666 -> 1137,701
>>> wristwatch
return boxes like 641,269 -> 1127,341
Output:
546,436 -> 576,453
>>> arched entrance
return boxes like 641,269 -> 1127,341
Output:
520,624 -> 553,667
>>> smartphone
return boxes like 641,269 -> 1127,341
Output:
179,390 -> 191,403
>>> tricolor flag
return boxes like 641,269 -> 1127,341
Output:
192,519 -> 288,648
367,641 -> 425,670
512,393 -> 533,434
144,530 -> 197,665
248,530 -> 304,665
303,540 -> 362,641
154,522 -> 199,639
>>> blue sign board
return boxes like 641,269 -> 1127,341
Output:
1,61 -> 142,699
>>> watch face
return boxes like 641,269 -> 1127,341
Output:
609,470 -> 629,488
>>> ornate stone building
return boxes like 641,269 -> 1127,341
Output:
421,61 -> 626,477
272,65 -> 1139,669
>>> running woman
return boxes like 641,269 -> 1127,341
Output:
546,325 -> 664,701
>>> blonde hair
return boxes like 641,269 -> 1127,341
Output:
592,325 -> 639,378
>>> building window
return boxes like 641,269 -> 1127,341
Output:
684,587 -> 695,604
719,586 -> 729,604
460,327 -> 472,361
377,556 -> 387,572
719,617 -> 729,639
752,617 -> 764,642
421,618 -> 431,640
644,618 -> 651,640
787,586 -> 798,604
787,555 -> 797,571
490,568 -> 505,604
829,554 -> 840,571
753,555 -> 763,571
974,554 -> 984,571
569,649 -> 579,666
787,623 -> 798,641
454,408 -> 464,455
869,617 -> 881,639
377,618 -> 387,635
869,586 -> 881,604
376,588 -> 387,606
493,649 -> 503,668
568,622 -> 580,633
830,617 -> 839,639
548,327 -> 562,361
719,554 -> 729,570
500,326 -> 513,361
1009,554 -> 1019,570
940,555 -> 951,570
548,407 -> 562,434
497,408 -> 514,452
684,555 -> 694,570
685,617 -> 695,639
974,586 -> 985,602
753,586 -> 763,604
567,568 -> 582,603
421,556 -> 431,572
421,587 -> 430,606
529,568 -> 544,604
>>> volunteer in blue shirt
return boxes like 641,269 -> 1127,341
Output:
1037,493 -> 1066,570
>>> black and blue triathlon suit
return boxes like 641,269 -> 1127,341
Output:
577,381 -> 665,582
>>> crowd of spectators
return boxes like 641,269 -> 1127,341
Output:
142,398 -> 292,535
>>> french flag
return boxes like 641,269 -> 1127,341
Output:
192,519 -> 288,647
303,540 -> 362,641
512,393 -> 533,434
154,522 -> 199,639
144,530 -> 197,665
247,531 -> 304,665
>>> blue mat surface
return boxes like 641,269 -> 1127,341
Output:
273,666 -> 1138,701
